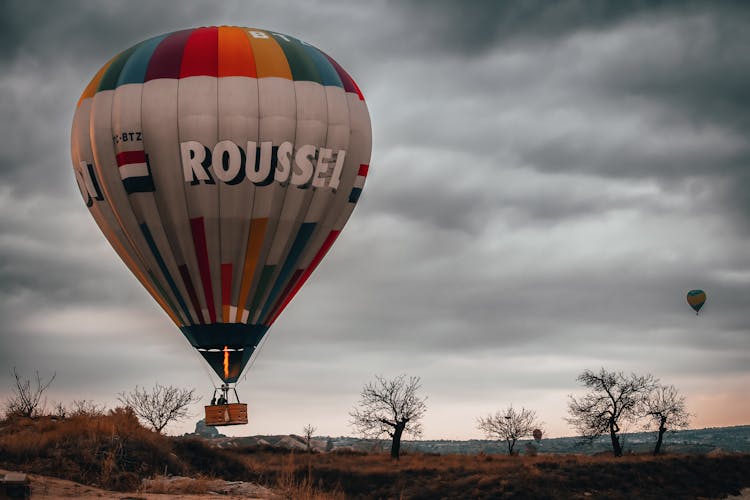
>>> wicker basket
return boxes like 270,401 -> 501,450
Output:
204,403 -> 248,426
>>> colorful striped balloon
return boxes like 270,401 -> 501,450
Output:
71,27 -> 371,383
686,289 -> 706,315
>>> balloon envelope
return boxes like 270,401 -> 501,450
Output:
71,26 -> 371,382
686,289 -> 706,314
532,429 -> 543,441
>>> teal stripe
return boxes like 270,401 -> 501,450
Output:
140,223 -> 194,324
300,43 -> 343,88
248,265 -> 276,322
97,42 -> 142,92
259,223 -> 316,320
147,270 -> 181,324
269,33 -> 322,83
117,34 -> 168,87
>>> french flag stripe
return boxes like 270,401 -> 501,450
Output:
116,150 -> 146,166
348,164 -> 368,203
116,149 -> 155,193
119,162 -> 149,179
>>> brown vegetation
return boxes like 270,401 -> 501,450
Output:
1,413 -> 749,499
235,448 -> 750,499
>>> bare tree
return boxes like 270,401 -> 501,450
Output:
117,383 -> 199,434
4,367 -> 56,418
566,368 -> 657,457
303,424 -> 317,453
477,405 -> 541,455
643,384 -> 691,455
350,374 -> 427,460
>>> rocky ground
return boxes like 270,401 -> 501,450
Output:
2,470 -> 280,500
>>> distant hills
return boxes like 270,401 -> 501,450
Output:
188,422 -> 750,455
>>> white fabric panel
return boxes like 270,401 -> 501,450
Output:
241,76 -> 296,316
142,78 -> 204,324
266,80 -> 327,264
74,99 -> 182,325
112,83 -> 190,324
89,90 -> 162,281
217,76 -> 259,320
333,95 -> 372,230
296,85 -> 351,269
251,80 -> 327,322
178,75 -> 221,323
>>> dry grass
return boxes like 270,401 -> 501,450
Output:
2,414 -> 749,499
0,410 -> 247,492
232,448 -> 750,499
274,452 -> 344,500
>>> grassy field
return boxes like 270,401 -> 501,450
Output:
1,412 -> 749,499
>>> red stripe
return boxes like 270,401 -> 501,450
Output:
190,217 -> 217,323
358,164 -> 369,177
116,150 -> 146,166
180,26 -> 219,78
145,29 -> 193,81
322,52 -> 364,101
221,263 -> 232,308
266,230 -> 340,326
178,265 -> 205,325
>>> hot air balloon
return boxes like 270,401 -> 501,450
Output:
686,289 -> 706,315
71,26 -> 371,425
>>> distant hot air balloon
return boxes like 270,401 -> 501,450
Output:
686,289 -> 706,315
71,26 -> 371,425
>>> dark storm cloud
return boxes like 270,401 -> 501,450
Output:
1,1 -> 748,437
366,1 -> 750,237
0,1 -> 216,65
392,1 -> 749,55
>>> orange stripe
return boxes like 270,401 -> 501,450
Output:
77,57 -> 115,107
243,29 -> 292,79
221,263 -> 232,322
219,26 -> 256,77
235,218 -> 268,321
687,295 -> 705,306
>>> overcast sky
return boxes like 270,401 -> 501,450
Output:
1,0 -> 749,439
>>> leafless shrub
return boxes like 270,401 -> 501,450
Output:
4,367 -> 56,418
477,405 -> 542,455
117,383 -> 199,434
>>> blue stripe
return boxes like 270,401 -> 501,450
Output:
122,154 -> 155,194
259,222 -> 317,320
123,177 -> 155,194
117,34 -> 168,87
140,223 -> 193,323
146,270 -> 180,322
348,187 -> 363,203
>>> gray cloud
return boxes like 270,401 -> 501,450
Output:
1,1 -> 748,438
